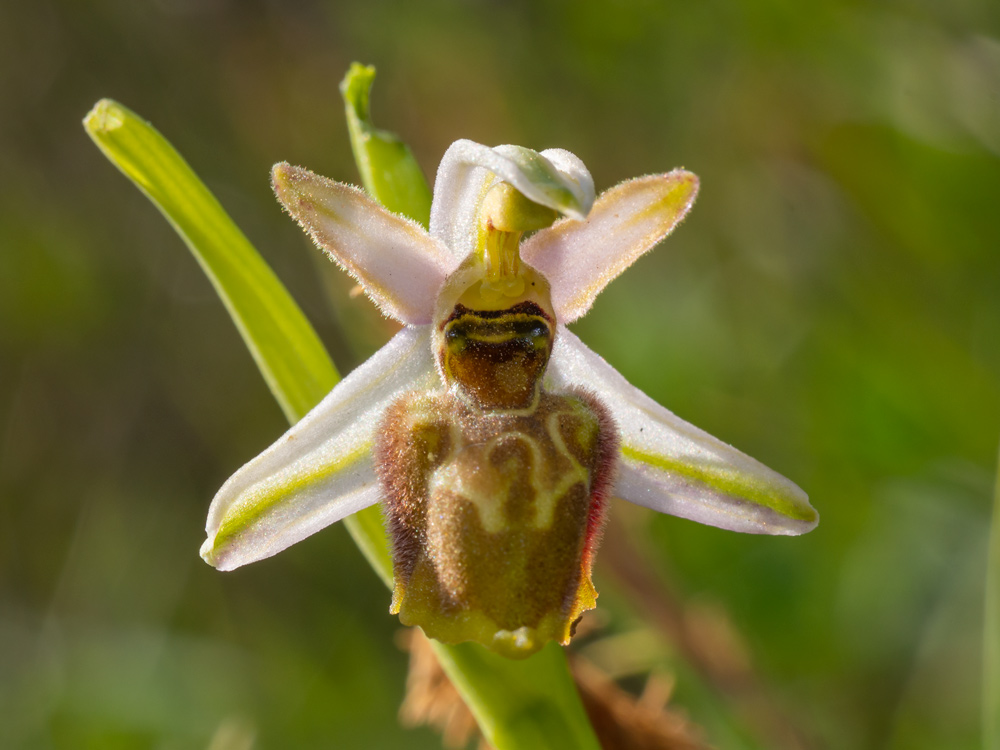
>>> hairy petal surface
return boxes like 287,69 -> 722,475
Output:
547,328 -> 817,535
430,140 -> 595,262
522,171 -> 699,323
273,163 -> 452,324
202,326 -> 439,570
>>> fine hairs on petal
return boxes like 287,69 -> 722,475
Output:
272,163 -> 454,324
522,171 -> 699,323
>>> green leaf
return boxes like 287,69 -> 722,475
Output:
340,63 -> 433,228
985,445 -> 1000,749
82,99 -> 338,425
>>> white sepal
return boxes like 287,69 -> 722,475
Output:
430,140 -> 595,262
547,327 -> 817,535
202,326 -> 439,571
522,171 -> 699,323
273,163 -> 453,324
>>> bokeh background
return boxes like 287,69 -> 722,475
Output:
2,1 -> 999,748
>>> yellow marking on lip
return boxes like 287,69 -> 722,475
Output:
427,405 -> 591,534
445,313 -> 549,344
427,432 -> 546,534
448,312 -> 550,325
620,443 -> 816,523
462,331 -> 537,345
536,410 -> 588,528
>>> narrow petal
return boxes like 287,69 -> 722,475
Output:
430,140 -> 595,262
202,326 -> 439,570
272,163 -> 452,324
547,328 -> 817,535
522,171 -> 699,323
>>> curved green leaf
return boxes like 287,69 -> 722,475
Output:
83,99 -> 338,425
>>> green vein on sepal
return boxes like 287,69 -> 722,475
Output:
209,441 -> 372,558
621,443 -> 817,524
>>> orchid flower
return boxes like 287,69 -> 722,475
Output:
200,140 -> 818,658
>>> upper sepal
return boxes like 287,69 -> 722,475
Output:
430,141 -> 596,262
547,328 -> 817,535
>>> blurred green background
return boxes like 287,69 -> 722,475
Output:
2,1 -> 999,748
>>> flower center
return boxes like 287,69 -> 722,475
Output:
433,180 -> 562,412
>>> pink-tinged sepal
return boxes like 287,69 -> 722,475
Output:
548,328 -> 817,535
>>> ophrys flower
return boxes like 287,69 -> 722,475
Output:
200,140 -> 818,658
